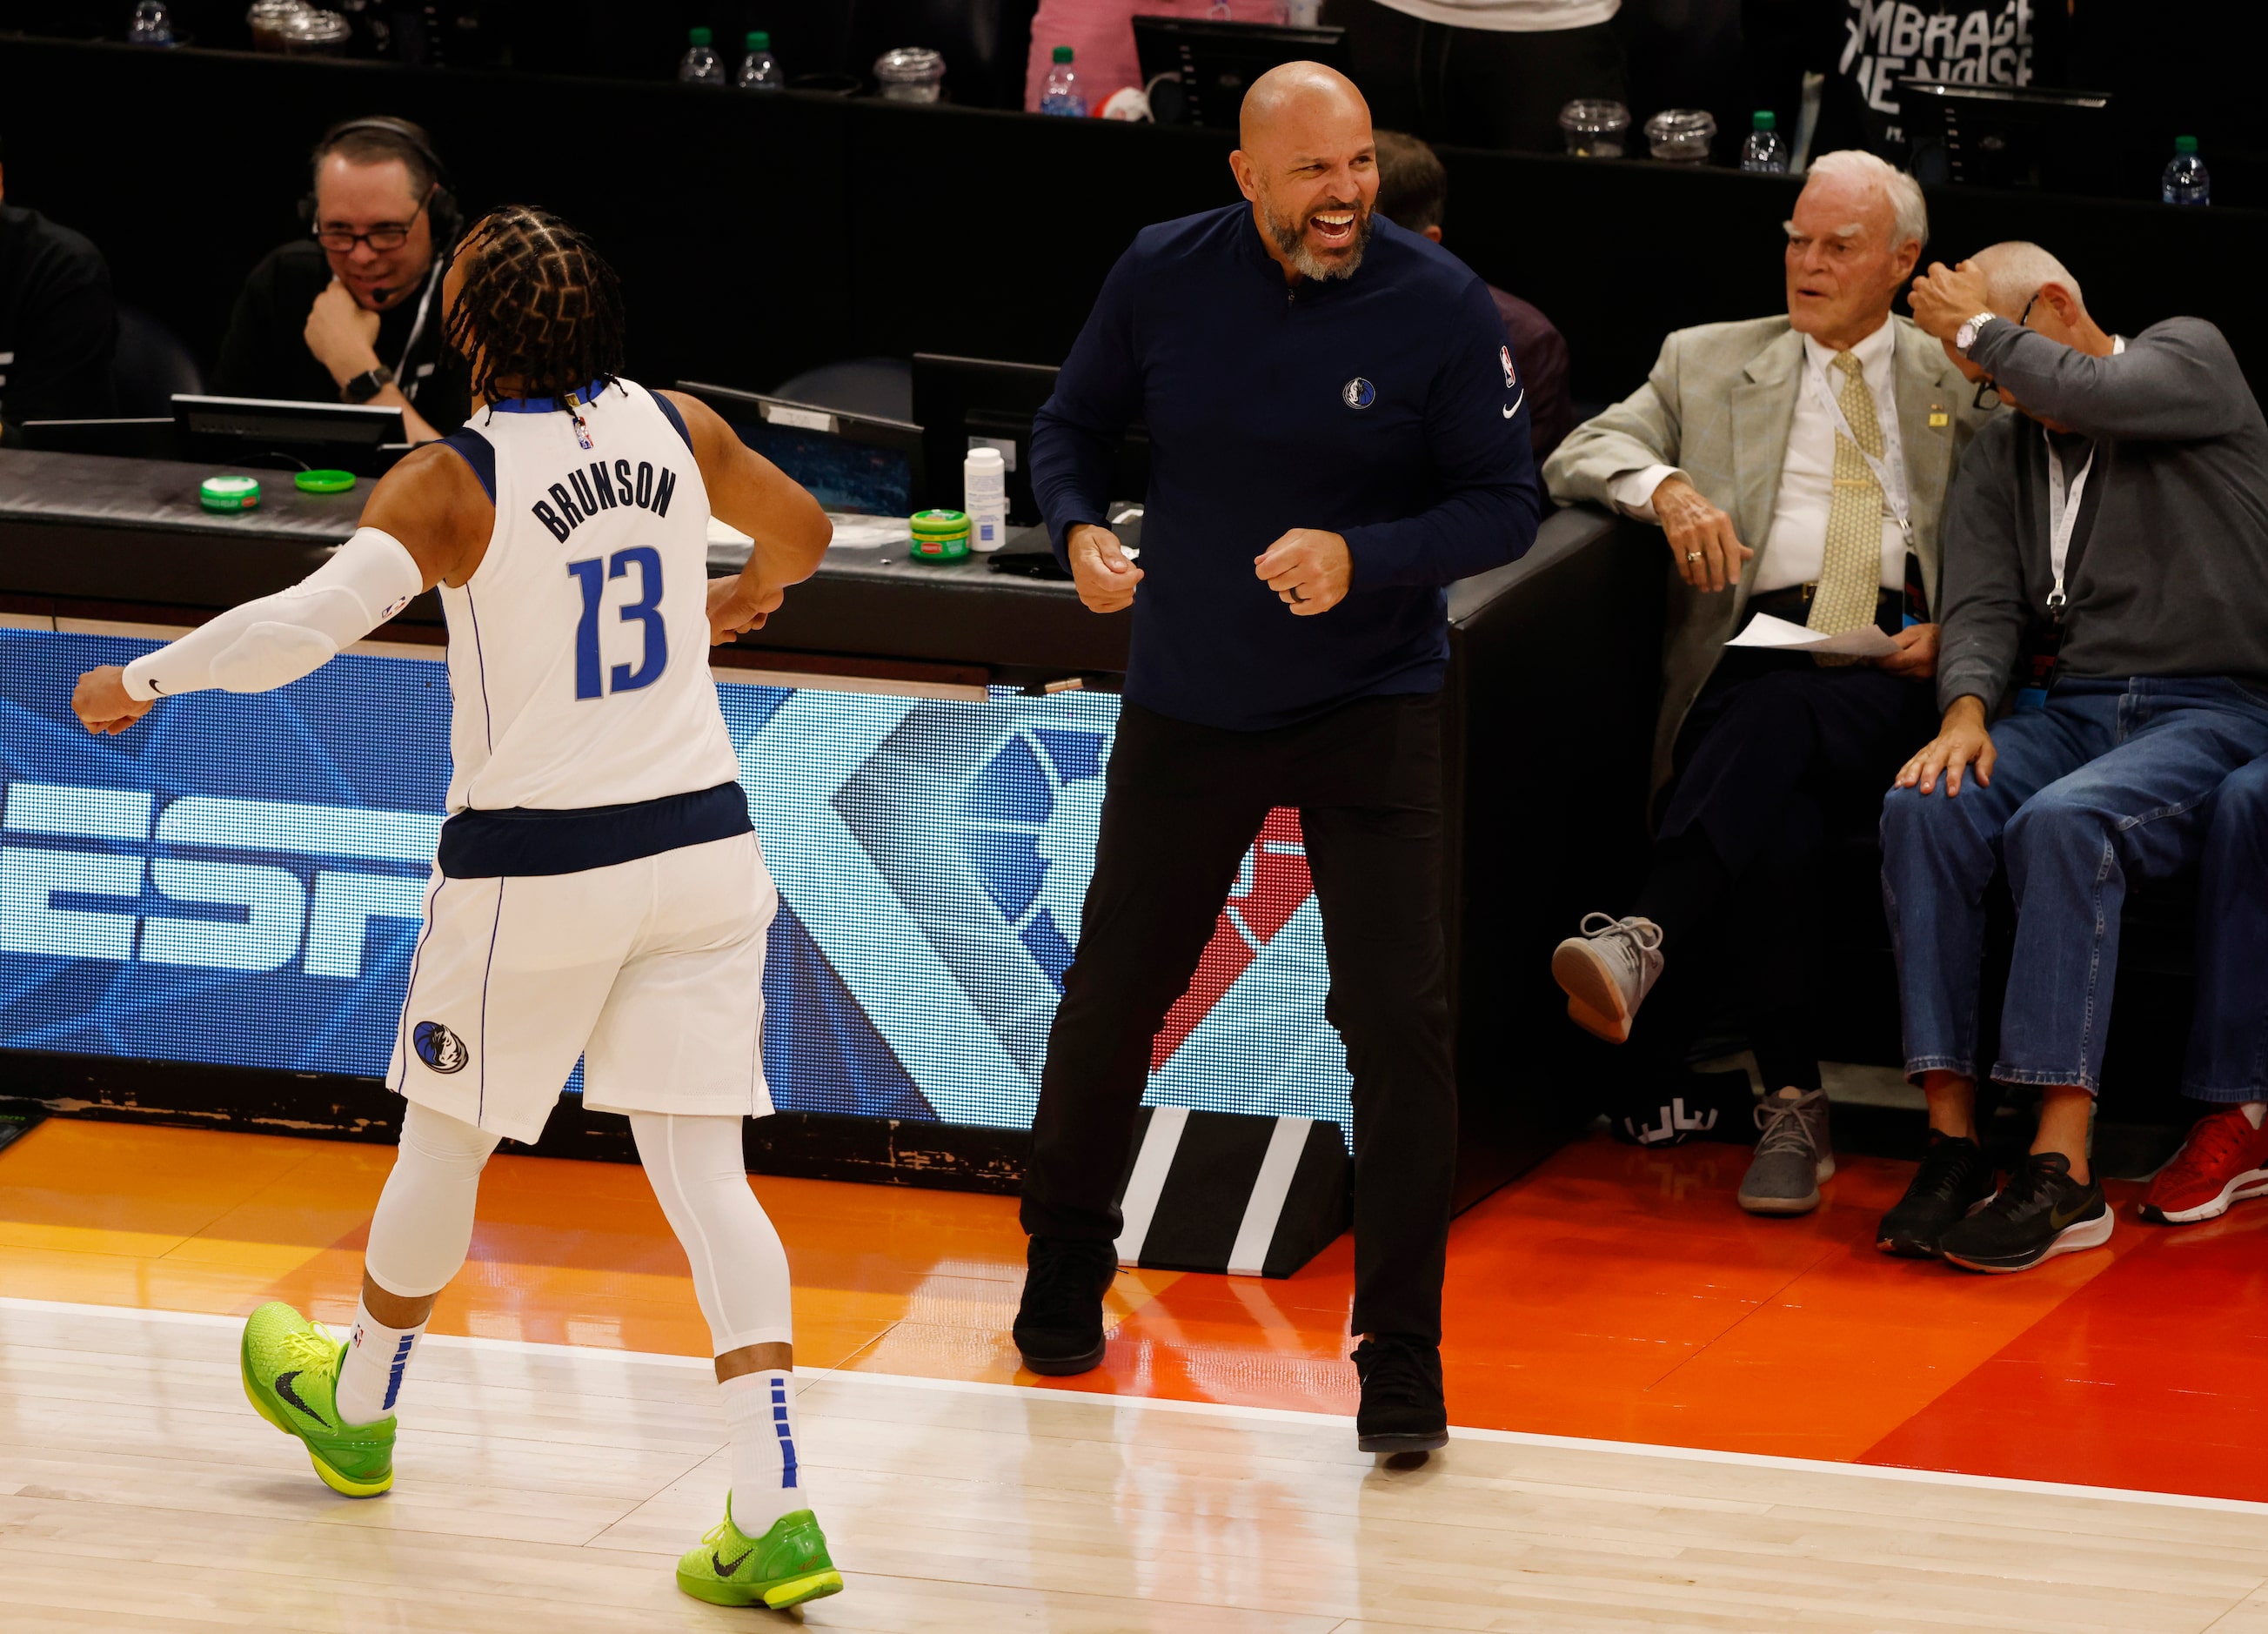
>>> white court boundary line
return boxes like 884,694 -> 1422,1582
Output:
8,1294 -> 2265,1519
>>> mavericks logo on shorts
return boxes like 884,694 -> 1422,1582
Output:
412,1021 -> 470,1075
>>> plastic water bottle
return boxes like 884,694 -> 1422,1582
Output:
964,447 -> 1008,553
678,26 -> 725,86
127,0 -> 174,45
1740,110 -> 1788,173
736,30 -> 782,90
1038,45 -> 1085,117
2162,136 -> 2210,205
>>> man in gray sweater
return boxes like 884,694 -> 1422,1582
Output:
1878,241 -> 2268,1274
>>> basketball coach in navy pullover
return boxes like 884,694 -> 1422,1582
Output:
1010,62 -> 1540,1453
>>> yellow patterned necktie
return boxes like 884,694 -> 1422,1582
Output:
1808,349 -> 1888,662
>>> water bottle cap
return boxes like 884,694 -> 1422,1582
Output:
2175,134 -> 2198,153
1053,44 -> 1074,63
746,30 -> 768,48
1751,110 -> 1776,131
688,25 -> 712,45
965,447 -> 1005,472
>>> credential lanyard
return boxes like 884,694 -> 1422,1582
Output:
1808,357 -> 1912,546
2044,426 -> 2096,615
392,252 -> 446,403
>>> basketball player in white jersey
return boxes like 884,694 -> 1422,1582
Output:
72,206 -> 843,1611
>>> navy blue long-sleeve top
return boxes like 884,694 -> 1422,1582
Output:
1032,204 -> 1542,732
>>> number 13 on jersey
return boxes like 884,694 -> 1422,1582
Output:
567,548 -> 667,700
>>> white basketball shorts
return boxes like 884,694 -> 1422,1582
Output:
385,831 -> 778,1142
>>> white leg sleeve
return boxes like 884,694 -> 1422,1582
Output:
121,526 -> 424,701
631,1113 -> 794,1355
363,1100 -> 502,1300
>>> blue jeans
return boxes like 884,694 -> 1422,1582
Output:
2190,752 -> 2268,1102
1881,679 -> 2268,1094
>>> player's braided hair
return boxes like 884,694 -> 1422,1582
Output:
445,204 -> 626,409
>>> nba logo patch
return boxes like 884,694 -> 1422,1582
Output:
413,1020 -> 469,1075
1341,378 -> 1375,410
1500,345 -> 1517,388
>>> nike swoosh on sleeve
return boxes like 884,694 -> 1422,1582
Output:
1501,390 -> 1527,419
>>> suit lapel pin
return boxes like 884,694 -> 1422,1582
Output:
1929,405 -> 1950,427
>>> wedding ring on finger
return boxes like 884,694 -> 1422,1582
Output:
1291,584 -> 1308,603
1686,551 -> 1702,562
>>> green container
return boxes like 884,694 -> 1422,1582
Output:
908,508 -> 971,563
198,474 -> 262,513
295,468 -> 356,495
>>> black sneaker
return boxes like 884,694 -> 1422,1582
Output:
1352,1336 -> 1448,1457
1877,1133 -> 1997,1258
1011,1236 -> 1117,1376
1938,1151 -> 2113,1274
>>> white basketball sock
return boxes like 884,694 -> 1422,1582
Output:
723,1369 -> 806,1534
336,1303 -> 428,1427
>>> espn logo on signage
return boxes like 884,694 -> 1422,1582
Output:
0,782 -> 434,978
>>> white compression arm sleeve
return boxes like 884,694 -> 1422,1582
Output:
121,526 -> 424,701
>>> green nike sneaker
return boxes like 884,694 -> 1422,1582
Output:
239,1301 -> 396,1497
675,1501 -> 843,1610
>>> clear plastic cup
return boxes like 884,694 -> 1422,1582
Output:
1644,108 -> 1717,164
1558,98 -> 1630,158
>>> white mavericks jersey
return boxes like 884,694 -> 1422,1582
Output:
437,378 -> 740,814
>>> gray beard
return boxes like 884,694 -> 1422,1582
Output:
1266,199 -> 1371,282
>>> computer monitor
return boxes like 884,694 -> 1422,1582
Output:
1898,80 -> 2115,192
910,353 -> 1152,526
672,380 -> 921,517
17,417 -> 181,459
1132,16 -> 1349,130
171,394 -> 409,478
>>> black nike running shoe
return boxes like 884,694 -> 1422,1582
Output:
1011,1236 -> 1117,1376
1877,1132 -> 1997,1258
1938,1150 -> 2113,1273
1352,1335 -> 1448,1456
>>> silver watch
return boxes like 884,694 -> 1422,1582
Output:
1954,311 -> 1997,353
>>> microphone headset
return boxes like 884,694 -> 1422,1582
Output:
299,115 -> 464,378
298,114 -> 465,297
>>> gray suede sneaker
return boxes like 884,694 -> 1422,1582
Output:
1550,914 -> 1664,1044
1737,1087 -> 1835,1215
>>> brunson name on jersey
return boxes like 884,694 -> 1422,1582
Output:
531,459 -> 678,543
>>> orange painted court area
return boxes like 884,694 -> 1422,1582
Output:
6,1116 -> 2262,1503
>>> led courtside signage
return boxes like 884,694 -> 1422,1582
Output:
0,630 -> 1355,1134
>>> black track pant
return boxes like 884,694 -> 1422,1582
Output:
1020,693 -> 1457,1344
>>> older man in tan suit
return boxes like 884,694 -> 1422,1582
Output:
1542,150 -> 1989,1215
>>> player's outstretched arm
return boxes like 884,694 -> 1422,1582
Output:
70,446 -> 489,735
659,390 -> 833,646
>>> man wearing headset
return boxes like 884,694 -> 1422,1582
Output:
211,117 -> 468,440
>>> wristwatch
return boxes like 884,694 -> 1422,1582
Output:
341,365 -> 394,405
1954,312 -> 1998,354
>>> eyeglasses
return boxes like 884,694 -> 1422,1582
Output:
312,187 -> 434,254
1970,290 -> 2043,411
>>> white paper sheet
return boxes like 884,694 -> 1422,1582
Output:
1726,612 -> 1901,659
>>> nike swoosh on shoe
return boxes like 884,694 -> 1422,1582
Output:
713,1549 -> 752,1577
274,1370 -> 330,1427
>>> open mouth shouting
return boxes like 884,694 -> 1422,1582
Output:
1307,204 -> 1363,252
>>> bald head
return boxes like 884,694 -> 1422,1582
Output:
1970,241 -> 2084,319
1230,63 -> 1379,285
1239,61 -> 1368,151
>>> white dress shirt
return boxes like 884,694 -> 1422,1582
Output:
1608,318 -> 1911,595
